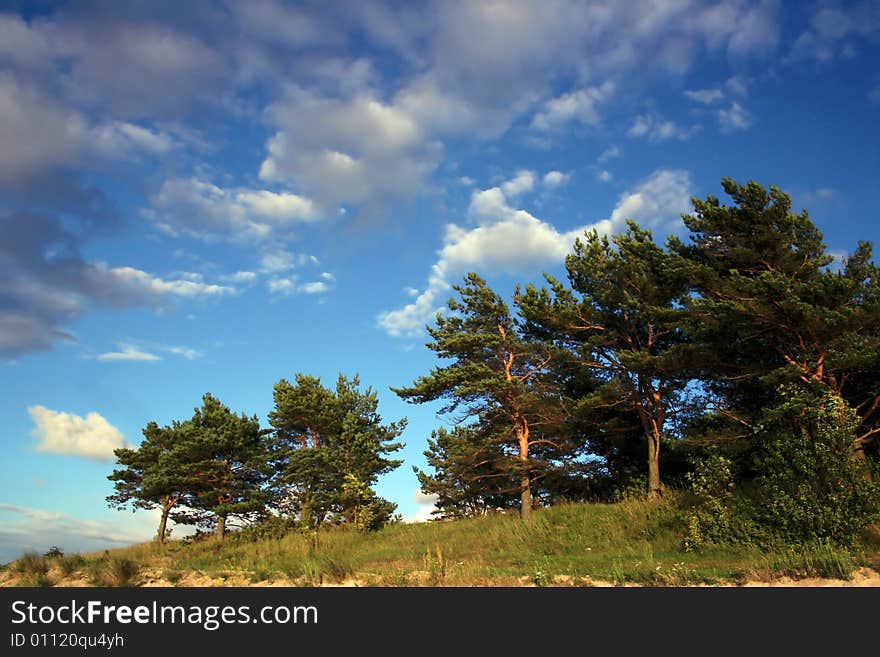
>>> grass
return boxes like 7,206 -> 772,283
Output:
3,495 -> 877,587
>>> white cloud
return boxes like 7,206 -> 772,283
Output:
95,343 -> 161,362
0,73 -> 179,182
220,271 -> 258,284
27,405 -> 127,461
717,102 -> 752,132
93,264 -> 235,299
149,178 -> 318,242
597,145 -> 621,163
260,88 -> 440,215
378,168 -> 692,336
0,504 -> 190,564
530,82 -> 615,131
164,346 -> 202,360
683,88 -> 724,104
726,76 -> 750,96
406,490 -> 439,523
500,170 -> 536,198
91,121 -> 174,157
788,3 -> 879,63
598,170 -> 613,183
259,248 -> 319,274
267,271 -> 335,296
628,114 -> 700,142
543,171 -> 570,189
608,169 -> 692,229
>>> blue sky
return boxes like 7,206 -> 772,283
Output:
1,0 -> 878,563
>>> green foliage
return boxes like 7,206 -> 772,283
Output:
171,393 -> 273,536
43,545 -> 64,558
394,273 -> 574,520
107,417 -> 199,543
518,223 -> 694,500
269,373 -> 405,530
766,540 -> 857,580
683,451 -> 751,551
752,386 -> 880,546
231,516 -> 298,543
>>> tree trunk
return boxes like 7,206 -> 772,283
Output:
647,431 -> 662,500
516,419 -> 531,520
156,508 -> 169,545
215,514 -> 226,540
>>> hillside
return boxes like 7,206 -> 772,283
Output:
4,497 -> 880,587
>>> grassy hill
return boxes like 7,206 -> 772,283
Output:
4,495 -> 880,587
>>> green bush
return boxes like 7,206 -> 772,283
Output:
231,515 -> 297,543
752,386 -> 880,546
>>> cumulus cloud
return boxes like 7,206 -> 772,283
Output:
598,170 -> 613,183
148,178 -> 318,242
628,114 -> 700,142
543,171 -> 570,189
0,73 -> 177,183
501,170 -> 536,198
259,87 -> 441,216
377,168 -> 692,336
406,490 -> 439,523
530,82 -> 615,131
27,406 -> 127,461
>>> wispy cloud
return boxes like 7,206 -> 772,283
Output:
95,343 -> 161,362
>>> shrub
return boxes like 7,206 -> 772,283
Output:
752,386 -> 880,546
231,515 -> 297,543
86,557 -> 140,587
58,554 -> 85,577
15,552 -> 48,576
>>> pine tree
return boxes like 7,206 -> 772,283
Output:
170,393 -> 272,540
518,223 -> 692,500
671,179 -> 880,463
107,420 -> 192,544
393,273 -> 562,519
269,374 -> 405,530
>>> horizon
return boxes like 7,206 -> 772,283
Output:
2,0 -> 879,563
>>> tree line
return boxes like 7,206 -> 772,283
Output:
109,178 -> 880,548
395,178 -> 880,545
107,374 -> 405,542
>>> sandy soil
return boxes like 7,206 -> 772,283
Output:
3,566 -> 880,587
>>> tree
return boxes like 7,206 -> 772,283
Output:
171,393 -> 272,540
107,420 -> 192,545
671,179 -> 880,465
393,273 -> 565,520
269,374 -> 405,530
518,223 -> 692,500
268,374 -> 339,527
415,422 -> 521,519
